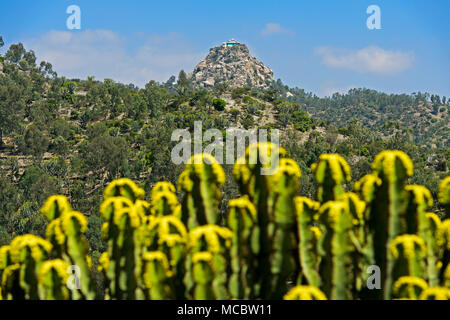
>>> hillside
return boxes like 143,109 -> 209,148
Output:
188,39 -> 274,89
280,86 -> 450,148
0,41 -> 448,256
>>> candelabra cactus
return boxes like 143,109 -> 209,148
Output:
311,153 -> 351,203
150,182 -> 179,217
337,192 -> 367,294
354,173 -> 382,253
191,252 -> 215,300
142,215 -> 187,299
5,235 -> 52,299
390,234 -> 427,280
1,263 -> 22,300
270,158 -> 301,299
424,212 -> 442,286
438,176 -> 450,216
187,225 -> 232,299
367,150 -> 414,299
227,196 -> 257,299
177,154 -> 225,228
392,276 -> 428,299
99,179 -> 145,300
317,201 -> 355,299
0,149 -> 448,301
438,219 -> 450,285
103,206 -> 143,299
41,196 -> 96,300
38,259 -> 71,300
295,197 -> 321,287
141,251 -> 173,300
232,142 -> 286,298
103,178 -> 146,202
0,245 -> 15,299
404,185 -> 433,238
0,245 -> 12,271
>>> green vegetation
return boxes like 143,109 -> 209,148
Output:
212,98 -> 227,111
0,40 -> 449,299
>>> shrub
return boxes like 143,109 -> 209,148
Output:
212,98 -> 227,111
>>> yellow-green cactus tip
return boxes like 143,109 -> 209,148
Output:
372,150 -> 414,180
438,176 -> 450,205
104,178 -> 145,201
283,285 -> 327,300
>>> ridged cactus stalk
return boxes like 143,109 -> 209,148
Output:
311,154 -> 351,203
317,201 -> 355,299
392,276 -> 428,299
187,224 -> 232,299
191,252 -> 215,300
390,234 -> 427,280
227,196 -> 257,299
99,179 -> 146,300
142,215 -> 187,299
438,177 -> 450,216
41,195 -> 96,299
338,192 -> 367,295
424,212 -> 442,286
270,158 -> 302,299
232,143 -> 286,298
2,235 -> 52,299
295,197 -> 321,287
38,259 -> 71,300
141,251 -> 173,299
366,151 -> 414,299
150,182 -> 179,217
178,154 -> 225,228
438,219 -> 450,285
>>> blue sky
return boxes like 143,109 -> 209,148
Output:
1,0 -> 449,97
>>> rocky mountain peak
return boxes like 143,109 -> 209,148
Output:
188,40 -> 274,89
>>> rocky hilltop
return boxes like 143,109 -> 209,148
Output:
188,40 -> 274,89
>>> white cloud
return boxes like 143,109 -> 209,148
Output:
315,46 -> 414,75
322,85 -> 357,97
23,30 -> 204,87
261,23 -> 295,36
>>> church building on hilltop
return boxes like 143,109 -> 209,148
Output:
223,38 -> 240,47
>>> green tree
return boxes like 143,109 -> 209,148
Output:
22,125 -> 49,159
176,70 -> 192,95
51,136 -> 69,156
50,119 -> 73,140
0,172 -> 21,226
0,76 -> 27,147
229,108 -> 240,121
212,98 -> 227,111
142,80 -> 170,117
18,166 -> 61,205
4,43 -> 26,64
82,135 -> 129,179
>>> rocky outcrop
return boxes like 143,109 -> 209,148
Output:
188,42 -> 274,89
